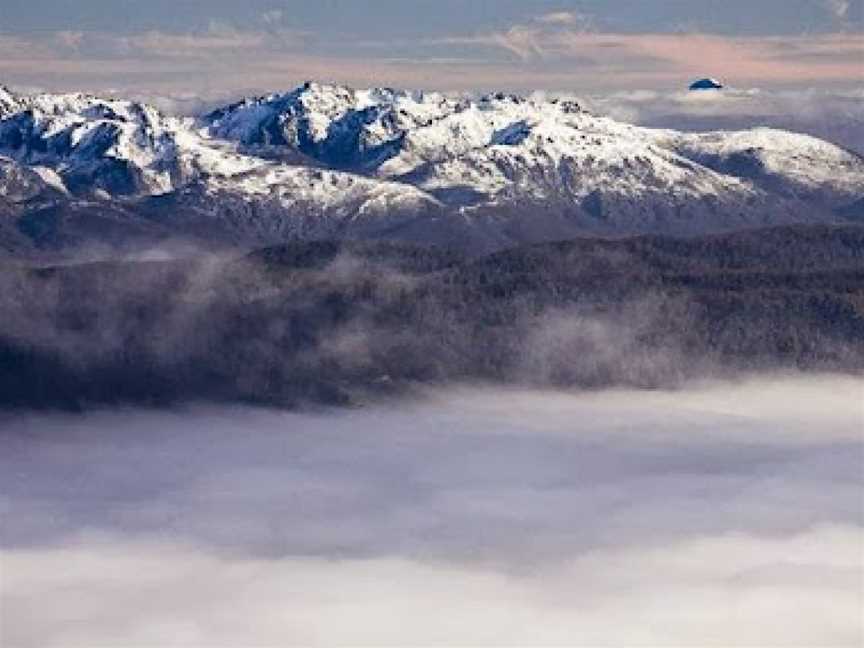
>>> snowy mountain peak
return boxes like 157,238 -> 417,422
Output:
201,82 -> 594,178
0,82 -> 861,255
0,88 -> 182,196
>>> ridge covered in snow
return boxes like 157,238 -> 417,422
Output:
0,82 -> 861,254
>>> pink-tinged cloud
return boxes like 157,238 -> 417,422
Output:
622,33 -> 864,83
0,29 -> 860,95
437,28 -> 863,83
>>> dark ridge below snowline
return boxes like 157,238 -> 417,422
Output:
0,223 -> 862,412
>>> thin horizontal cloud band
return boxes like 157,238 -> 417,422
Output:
0,29 -> 861,93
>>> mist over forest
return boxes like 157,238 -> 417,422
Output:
2,212 -> 863,648
0,224 -> 862,410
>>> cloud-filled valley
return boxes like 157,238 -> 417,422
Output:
4,230 -> 860,644
1,10 -> 862,641
2,376 -> 862,646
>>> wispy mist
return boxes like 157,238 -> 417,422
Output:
2,230 -> 862,410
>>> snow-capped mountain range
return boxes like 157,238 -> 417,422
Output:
0,82 -> 861,256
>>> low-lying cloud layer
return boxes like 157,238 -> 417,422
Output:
584,86 -> 864,154
2,376 -> 862,646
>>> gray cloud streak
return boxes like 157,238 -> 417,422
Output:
0,26 -> 861,95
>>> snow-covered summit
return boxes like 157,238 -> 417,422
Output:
199,81 -> 861,207
0,82 -> 861,254
202,82 -> 587,176
0,88 -> 182,195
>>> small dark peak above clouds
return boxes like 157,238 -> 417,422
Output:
689,78 -> 725,91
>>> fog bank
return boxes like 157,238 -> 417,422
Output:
1,375 -> 862,646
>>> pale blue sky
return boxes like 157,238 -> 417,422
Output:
2,0 -> 861,35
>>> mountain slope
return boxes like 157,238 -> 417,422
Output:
0,82 -> 861,257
